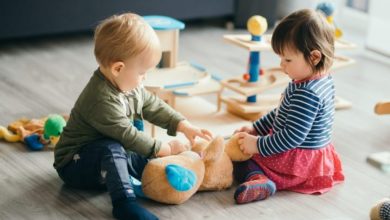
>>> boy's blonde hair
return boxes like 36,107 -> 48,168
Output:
271,9 -> 335,73
94,13 -> 161,68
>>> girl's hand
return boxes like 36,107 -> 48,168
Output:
237,132 -> 259,155
234,125 -> 257,135
177,120 -> 213,146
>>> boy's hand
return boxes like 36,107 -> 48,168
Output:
168,139 -> 190,155
234,125 -> 257,135
157,142 -> 171,157
177,120 -> 213,146
157,140 -> 189,157
237,132 -> 259,155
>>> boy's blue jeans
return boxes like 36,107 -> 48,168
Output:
56,138 -> 148,203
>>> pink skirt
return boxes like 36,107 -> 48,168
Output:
251,143 -> 344,194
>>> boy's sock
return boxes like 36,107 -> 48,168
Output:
130,176 -> 147,198
112,198 -> 158,220
234,173 -> 276,204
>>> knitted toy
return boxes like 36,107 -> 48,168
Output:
140,133 -> 252,204
43,115 -> 67,146
370,198 -> 390,220
0,114 -> 67,150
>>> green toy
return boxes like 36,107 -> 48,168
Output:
43,114 -> 66,146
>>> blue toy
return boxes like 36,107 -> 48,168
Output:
246,16 -> 268,103
316,2 -> 343,38
143,15 -> 185,30
316,2 -> 335,16
24,134 -> 44,151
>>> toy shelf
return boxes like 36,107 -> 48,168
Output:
219,55 -> 354,98
223,34 -> 357,51
143,15 -> 222,112
219,95 -> 353,121
218,55 -> 355,120
144,62 -> 221,108
144,16 -> 223,136
220,68 -> 289,97
144,62 -> 210,90
219,94 -> 281,121
219,31 -> 356,120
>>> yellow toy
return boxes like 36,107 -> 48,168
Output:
0,117 -> 44,143
247,15 -> 267,36
316,2 -> 343,39
140,134 -> 251,204
0,126 -> 21,142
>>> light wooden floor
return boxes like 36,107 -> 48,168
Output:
1,24 -> 390,220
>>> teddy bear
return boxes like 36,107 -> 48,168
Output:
139,133 -> 252,204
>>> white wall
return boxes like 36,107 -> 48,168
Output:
366,0 -> 390,56
276,0 -> 343,19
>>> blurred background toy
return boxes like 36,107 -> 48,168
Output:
0,114 -> 67,151
316,2 -> 343,39
367,102 -> 390,172
368,102 -> 389,220
370,198 -> 390,220
374,102 -> 390,115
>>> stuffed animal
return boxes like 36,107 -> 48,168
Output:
140,133 -> 252,204
0,114 -> 67,150
43,114 -> 67,146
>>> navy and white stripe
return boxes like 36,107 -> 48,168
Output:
253,75 -> 335,157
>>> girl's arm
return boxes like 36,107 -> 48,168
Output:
257,89 -> 321,157
253,108 -> 277,136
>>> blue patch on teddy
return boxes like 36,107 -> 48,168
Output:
165,164 -> 197,191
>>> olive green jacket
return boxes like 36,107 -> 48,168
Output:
54,69 -> 185,169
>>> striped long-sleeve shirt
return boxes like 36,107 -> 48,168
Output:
253,75 -> 335,157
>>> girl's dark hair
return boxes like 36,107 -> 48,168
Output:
271,9 -> 335,73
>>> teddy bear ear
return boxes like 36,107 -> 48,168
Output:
202,136 -> 224,163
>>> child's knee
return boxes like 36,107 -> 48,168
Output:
100,140 -> 127,156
